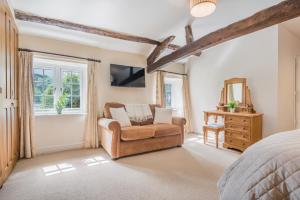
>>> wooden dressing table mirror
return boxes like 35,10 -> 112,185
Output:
204,78 -> 263,151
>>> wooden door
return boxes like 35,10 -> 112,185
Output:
0,0 -> 19,187
0,0 -> 5,186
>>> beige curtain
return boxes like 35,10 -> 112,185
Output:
18,51 -> 35,158
182,75 -> 193,133
156,71 -> 165,107
84,61 -> 99,148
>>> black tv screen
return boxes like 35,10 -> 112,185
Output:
110,64 -> 145,88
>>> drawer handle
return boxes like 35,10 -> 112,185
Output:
243,120 -> 246,122
229,140 -> 232,143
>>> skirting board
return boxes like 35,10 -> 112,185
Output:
36,142 -> 84,155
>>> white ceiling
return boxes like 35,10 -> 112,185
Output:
10,0 -> 284,57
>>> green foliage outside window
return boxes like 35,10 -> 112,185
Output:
33,68 -> 81,111
62,71 -> 80,109
33,68 -> 54,110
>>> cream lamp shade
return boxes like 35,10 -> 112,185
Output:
190,0 -> 217,18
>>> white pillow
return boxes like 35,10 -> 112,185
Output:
110,107 -> 132,127
154,107 -> 172,124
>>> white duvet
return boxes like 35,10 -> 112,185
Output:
218,129 -> 300,200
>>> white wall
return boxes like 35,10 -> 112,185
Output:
20,34 -> 185,154
186,27 -> 279,137
277,25 -> 300,132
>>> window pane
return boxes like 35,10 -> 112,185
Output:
33,68 -> 43,82
72,72 -> 80,84
34,96 -> 42,108
41,96 -> 54,109
34,82 -> 44,95
63,84 -> 71,96
33,67 -> 55,111
72,84 -> 80,95
61,69 -> 82,111
72,96 -> 80,108
43,84 -> 54,95
44,69 -> 54,83
65,96 -> 71,108
63,71 -> 72,84
164,77 -> 184,117
165,84 -> 172,107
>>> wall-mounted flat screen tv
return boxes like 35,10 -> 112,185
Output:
110,64 -> 145,88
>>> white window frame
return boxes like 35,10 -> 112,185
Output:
33,57 -> 87,115
164,74 -> 184,117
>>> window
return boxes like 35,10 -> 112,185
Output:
33,68 -> 55,110
164,83 -> 172,108
164,76 -> 184,117
33,57 -> 87,114
62,70 -> 81,109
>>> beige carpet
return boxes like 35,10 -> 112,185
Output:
0,134 -> 240,200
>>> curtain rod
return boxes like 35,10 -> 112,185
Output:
18,48 -> 102,63
157,70 -> 187,76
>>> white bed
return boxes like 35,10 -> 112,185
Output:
218,129 -> 300,200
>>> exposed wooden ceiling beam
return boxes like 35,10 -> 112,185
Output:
147,36 -> 175,65
147,0 -> 300,73
185,25 -> 194,44
185,25 -> 201,57
14,9 -> 180,51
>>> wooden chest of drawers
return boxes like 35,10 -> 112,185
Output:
224,114 -> 263,151
204,111 -> 263,152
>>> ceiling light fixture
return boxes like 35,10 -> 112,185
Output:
190,0 -> 217,18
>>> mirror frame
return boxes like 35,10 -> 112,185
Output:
224,78 -> 246,106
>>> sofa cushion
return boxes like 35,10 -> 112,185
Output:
154,108 -> 172,124
110,107 -> 132,127
105,102 -> 162,126
136,104 -> 160,125
144,124 -> 181,138
121,126 -> 155,141
104,102 -> 125,119
104,102 -> 141,126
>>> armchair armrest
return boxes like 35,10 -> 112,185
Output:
172,117 -> 186,145
98,118 -> 121,132
172,117 -> 186,126
98,118 -> 121,159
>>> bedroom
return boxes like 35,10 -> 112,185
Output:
0,0 -> 300,199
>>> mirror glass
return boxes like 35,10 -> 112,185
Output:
227,83 -> 243,104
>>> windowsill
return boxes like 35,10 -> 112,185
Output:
35,112 -> 87,117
